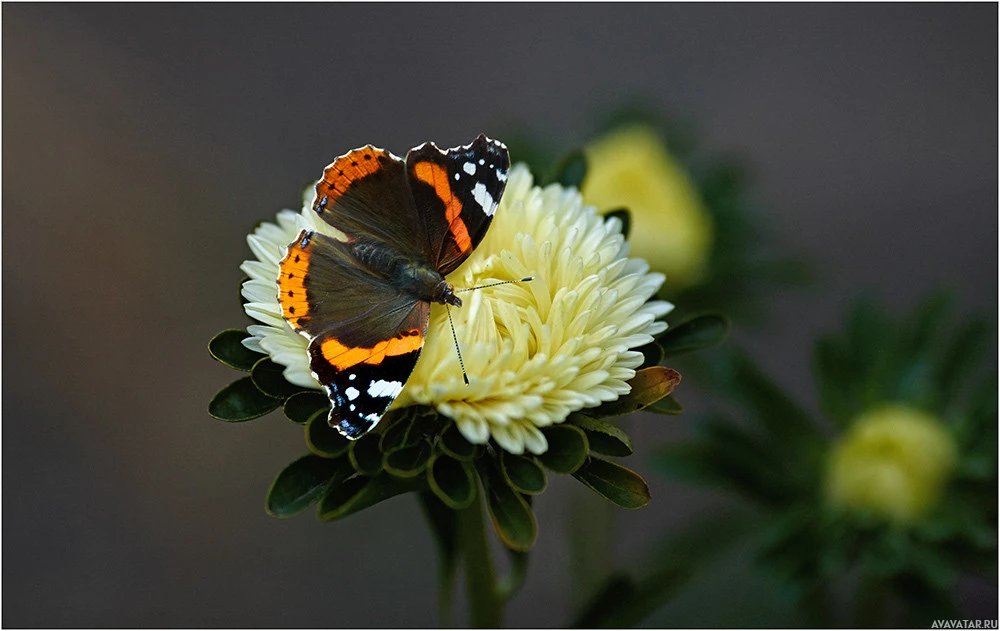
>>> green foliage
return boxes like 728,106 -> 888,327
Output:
208,329 -> 266,371
648,295 -> 997,626
573,456 -> 651,510
208,377 -> 280,421
656,313 -> 729,357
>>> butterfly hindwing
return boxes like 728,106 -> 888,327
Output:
278,230 -> 430,436
308,301 -> 429,438
405,134 -> 510,275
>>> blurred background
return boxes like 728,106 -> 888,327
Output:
3,4 -> 996,627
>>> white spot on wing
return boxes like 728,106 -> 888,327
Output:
368,379 -> 403,399
345,387 -> 360,401
463,162 -> 476,175
478,158 -> 485,165
349,374 -> 356,380
472,182 -> 496,215
496,169 -> 508,182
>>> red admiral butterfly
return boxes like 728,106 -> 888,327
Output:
277,134 -> 510,439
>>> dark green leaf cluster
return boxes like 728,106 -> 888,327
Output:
653,295 -> 997,625
208,316 -> 726,552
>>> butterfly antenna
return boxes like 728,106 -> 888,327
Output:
456,277 -> 534,293
445,303 -> 470,385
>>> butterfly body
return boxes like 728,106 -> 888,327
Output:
277,135 -> 509,439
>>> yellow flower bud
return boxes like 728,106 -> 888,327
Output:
826,404 -> 957,524
581,125 -> 713,290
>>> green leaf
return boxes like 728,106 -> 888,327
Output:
567,413 -> 633,456
588,366 -> 682,417
418,491 -> 460,626
383,439 -> 432,478
208,376 -> 281,421
348,431 -> 384,476
251,357 -> 308,399
603,208 -> 631,240
282,391 -> 329,424
265,454 -> 354,518
208,329 -> 266,371
499,451 -> 547,495
427,453 -> 478,510
657,314 -> 729,356
439,422 -> 478,461
646,395 -> 683,415
305,409 -> 350,458
549,149 -> 587,189
573,456 -> 651,509
480,461 -> 538,551
635,339 -> 663,369
537,424 -> 589,474
318,472 -> 423,521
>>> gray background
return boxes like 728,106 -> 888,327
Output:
4,3 -> 996,627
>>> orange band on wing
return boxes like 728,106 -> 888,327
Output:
315,146 -> 388,209
411,161 -> 472,254
277,233 -> 312,327
320,329 -> 424,371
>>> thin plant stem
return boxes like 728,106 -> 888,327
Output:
458,493 -> 504,628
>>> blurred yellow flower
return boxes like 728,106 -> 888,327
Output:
826,404 -> 958,524
581,125 -> 713,290
240,164 -> 672,456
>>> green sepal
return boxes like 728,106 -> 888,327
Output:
282,391 -> 329,424
208,376 -> 281,422
499,451 -> 547,495
427,453 -> 478,510
317,472 -> 424,521
603,208 -> 631,240
439,422 -> 478,461
480,460 -> 538,551
588,366 -> 681,417
305,409 -> 350,458
635,338 -> 664,369
208,329 -> 266,371
647,395 -> 683,415
573,455 -> 651,509
265,454 -> 354,518
348,431 -> 384,476
537,424 -> 589,474
380,410 -> 418,453
549,149 -> 588,189
251,357 -> 308,399
383,439 -> 432,478
657,314 -> 729,357
567,413 -> 633,457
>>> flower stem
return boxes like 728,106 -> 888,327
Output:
458,494 -> 504,628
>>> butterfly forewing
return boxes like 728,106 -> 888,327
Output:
313,146 -> 431,261
405,134 -> 510,275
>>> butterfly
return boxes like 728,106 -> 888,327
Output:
277,134 -> 510,439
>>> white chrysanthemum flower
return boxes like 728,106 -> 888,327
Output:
240,164 -> 672,455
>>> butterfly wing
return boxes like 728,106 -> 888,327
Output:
278,230 -> 428,437
405,134 -> 510,275
312,145 -> 431,260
